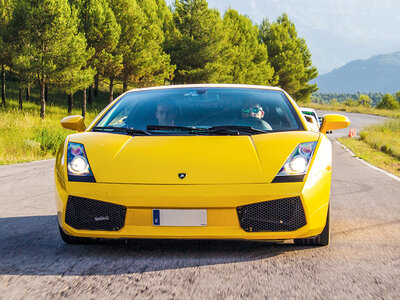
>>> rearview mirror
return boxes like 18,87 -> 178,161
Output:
61,115 -> 86,132
320,114 -> 350,134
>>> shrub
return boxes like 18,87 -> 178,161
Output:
34,126 -> 68,155
343,97 -> 356,106
357,95 -> 372,107
376,94 -> 399,109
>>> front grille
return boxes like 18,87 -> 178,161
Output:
237,197 -> 306,232
65,196 -> 126,231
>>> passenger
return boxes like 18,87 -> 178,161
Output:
241,104 -> 265,120
238,102 -> 272,131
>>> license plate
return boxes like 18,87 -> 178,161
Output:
153,209 -> 207,226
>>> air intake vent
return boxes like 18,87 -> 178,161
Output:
237,197 -> 306,232
65,196 -> 126,231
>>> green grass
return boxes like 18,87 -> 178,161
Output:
359,119 -> 400,160
338,119 -> 400,177
0,79 -> 119,165
338,137 -> 400,178
307,102 -> 400,118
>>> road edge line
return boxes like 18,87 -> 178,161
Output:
334,139 -> 400,183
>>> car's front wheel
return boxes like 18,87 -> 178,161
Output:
294,206 -> 330,246
59,225 -> 93,244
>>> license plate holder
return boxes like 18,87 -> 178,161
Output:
153,209 -> 207,226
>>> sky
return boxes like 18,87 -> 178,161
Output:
165,0 -> 400,75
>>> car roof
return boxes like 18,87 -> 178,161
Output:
300,107 -> 316,112
125,84 -> 284,94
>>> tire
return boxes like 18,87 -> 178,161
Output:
59,225 -> 93,244
294,206 -> 330,246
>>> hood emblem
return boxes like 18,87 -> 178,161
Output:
178,173 -> 186,179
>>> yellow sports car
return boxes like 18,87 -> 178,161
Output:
55,84 -> 350,246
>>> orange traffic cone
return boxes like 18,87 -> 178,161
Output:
348,128 -> 356,137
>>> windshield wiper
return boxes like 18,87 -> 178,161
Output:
146,125 -> 267,135
146,125 -> 208,133
208,125 -> 267,135
92,126 -> 152,136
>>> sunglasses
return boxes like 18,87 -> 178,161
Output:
242,107 -> 263,114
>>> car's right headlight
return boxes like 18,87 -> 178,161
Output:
67,142 -> 96,182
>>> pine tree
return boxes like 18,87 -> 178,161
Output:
0,0 -> 12,109
133,0 -> 175,88
167,0 -> 225,83
96,49 -> 123,103
74,0 -> 121,98
220,9 -> 276,85
109,0 -> 144,93
259,14 -> 318,102
9,0 -> 95,119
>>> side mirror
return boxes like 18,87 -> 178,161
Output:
61,115 -> 86,132
320,114 -> 350,134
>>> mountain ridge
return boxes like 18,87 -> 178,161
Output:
315,52 -> 400,93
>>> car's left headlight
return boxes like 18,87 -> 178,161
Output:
67,142 -> 96,182
272,141 -> 317,183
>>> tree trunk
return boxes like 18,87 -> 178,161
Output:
45,84 -> 49,104
18,80 -> 23,111
88,85 -> 93,106
26,86 -> 31,102
109,76 -> 114,103
94,73 -> 99,97
40,81 -> 45,119
68,94 -> 73,114
123,78 -> 128,93
82,88 -> 86,119
1,64 -> 5,109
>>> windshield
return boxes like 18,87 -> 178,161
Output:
95,87 -> 304,135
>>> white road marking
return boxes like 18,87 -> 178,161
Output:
334,139 -> 400,183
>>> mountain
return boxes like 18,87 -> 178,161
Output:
315,52 -> 400,93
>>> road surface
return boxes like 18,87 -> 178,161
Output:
0,111 -> 399,299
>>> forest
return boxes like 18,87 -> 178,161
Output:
0,0 -> 318,119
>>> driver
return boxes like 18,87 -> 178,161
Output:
155,102 -> 178,126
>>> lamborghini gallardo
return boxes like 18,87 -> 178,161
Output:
55,84 -> 350,246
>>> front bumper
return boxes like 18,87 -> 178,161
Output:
56,169 -> 331,240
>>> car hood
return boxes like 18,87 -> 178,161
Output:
68,131 -> 320,184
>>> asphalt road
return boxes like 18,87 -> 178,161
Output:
1,112 -> 399,299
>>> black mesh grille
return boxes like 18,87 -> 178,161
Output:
237,197 -> 306,232
65,196 -> 126,231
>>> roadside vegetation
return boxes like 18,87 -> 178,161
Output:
309,93 -> 400,118
310,93 -> 400,176
307,102 -> 400,118
338,119 -> 400,177
0,80 -> 111,164
359,120 -> 400,160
